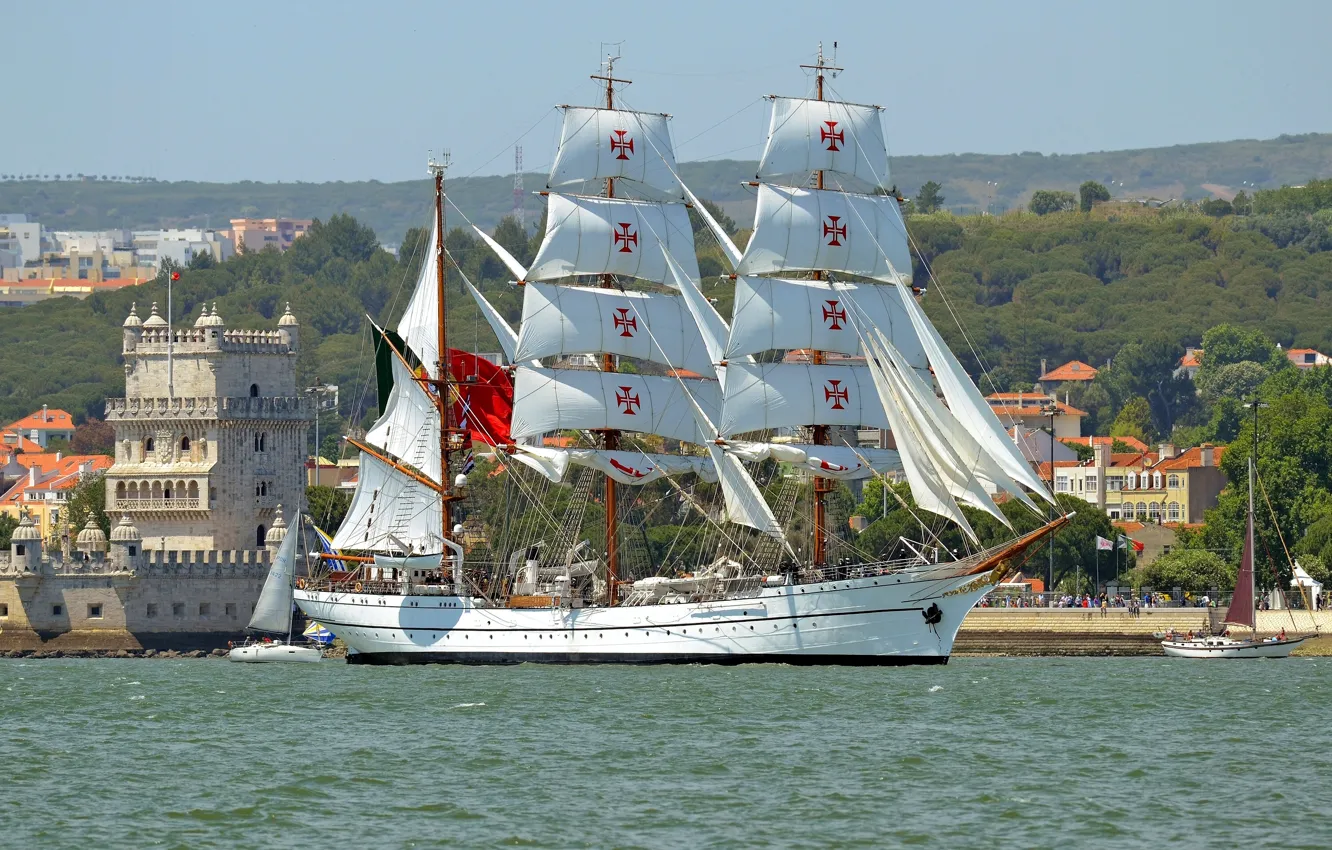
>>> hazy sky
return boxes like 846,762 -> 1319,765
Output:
7,0 -> 1330,183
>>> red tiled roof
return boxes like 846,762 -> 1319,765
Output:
543,436 -> 576,448
1,431 -> 43,454
1035,460 -> 1081,480
1179,351 -> 1202,368
989,401 -> 1087,417
6,408 -> 74,432
0,454 -> 111,504
1060,435 -> 1150,453
1156,445 -> 1226,471
1114,521 -> 1146,534
1039,360 -> 1098,382
666,369 -> 705,379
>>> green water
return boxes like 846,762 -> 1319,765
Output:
2,657 -> 1328,849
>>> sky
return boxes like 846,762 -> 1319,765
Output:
6,0 -> 1332,184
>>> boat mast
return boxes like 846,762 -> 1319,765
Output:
430,154 -> 459,543
800,43 -> 842,569
592,54 -> 630,604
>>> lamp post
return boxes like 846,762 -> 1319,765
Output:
1041,399 -> 1059,595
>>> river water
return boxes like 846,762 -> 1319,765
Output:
2,657 -> 1327,849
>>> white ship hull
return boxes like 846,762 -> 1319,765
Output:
295,568 -> 993,665
1161,636 -> 1308,659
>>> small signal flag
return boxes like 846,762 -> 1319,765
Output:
171,271 -> 180,280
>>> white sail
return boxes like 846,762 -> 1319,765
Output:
365,355 -> 441,484
549,107 -> 682,199
860,329 -> 976,541
663,249 -> 737,383
512,445 -> 716,485
724,441 -> 901,481
889,284 -> 1055,502
463,275 -> 520,364
330,454 -> 443,554
735,184 -> 912,285
514,282 -> 715,376
248,525 -> 297,634
707,444 -> 785,539
757,96 -> 890,190
718,361 -> 888,436
510,366 -> 719,444
471,225 -> 529,284
527,194 -> 700,285
726,277 -> 925,373
395,220 -> 440,378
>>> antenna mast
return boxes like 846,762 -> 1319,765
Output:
512,145 -> 524,228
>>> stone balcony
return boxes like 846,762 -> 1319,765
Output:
105,396 -> 311,422
110,497 -> 206,512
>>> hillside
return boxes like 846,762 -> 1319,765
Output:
3,133 -> 1331,244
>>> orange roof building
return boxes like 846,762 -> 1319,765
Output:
1060,435 -> 1150,453
0,453 -> 113,541
4,407 -> 75,448
1287,348 -> 1332,369
985,392 -> 1085,439
1038,360 -> 1098,384
1047,441 -> 1226,525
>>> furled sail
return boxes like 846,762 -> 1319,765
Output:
527,194 -> 700,285
514,282 -> 715,376
724,441 -> 901,481
708,444 -> 786,539
549,107 -> 682,199
718,361 -> 888,436
247,525 -> 298,634
365,354 -> 442,484
725,277 -> 925,373
510,366 -> 720,444
888,283 -> 1055,502
395,220 -> 441,378
512,445 -> 716,485
330,454 -> 443,554
735,184 -> 912,285
757,96 -> 890,190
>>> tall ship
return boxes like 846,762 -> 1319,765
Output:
294,48 -> 1067,665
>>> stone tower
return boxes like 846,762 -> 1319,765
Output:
104,301 -> 311,551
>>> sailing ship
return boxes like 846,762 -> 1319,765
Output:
1162,457 -> 1310,659
293,47 -> 1067,665
229,508 -> 323,663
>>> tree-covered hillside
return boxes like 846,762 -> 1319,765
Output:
4,133 -> 1331,243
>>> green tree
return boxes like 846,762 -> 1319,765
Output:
688,197 -> 738,237
1079,180 -> 1111,212
65,471 -> 109,538
0,513 -> 17,550
1110,396 -> 1156,443
1028,190 -> 1076,215
1127,549 -> 1235,592
1198,324 -> 1281,371
1232,190 -> 1252,215
71,418 -> 115,456
1196,360 -> 1269,405
1201,198 -> 1234,217
306,485 -> 351,533
915,180 -> 945,214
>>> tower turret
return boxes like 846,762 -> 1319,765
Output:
109,514 -> 144,573
264,504 -> 288,554
10,512 -> 43,572
76,516 -> 108,558
122,302 -> 143,352
277,303 -> 299,350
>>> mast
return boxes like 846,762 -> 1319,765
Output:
430,154 -> 458,543
799,43 -> 842,569
590,53 -> 631,605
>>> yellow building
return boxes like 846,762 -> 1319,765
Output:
0,454 -> 113,545
1042,443 -> 1227,524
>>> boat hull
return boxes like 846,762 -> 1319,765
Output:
294,569 -> 993,665
1161,636 -> 1309,659
228,642 -> 324,663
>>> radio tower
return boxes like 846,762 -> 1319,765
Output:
512,145 -> 524,228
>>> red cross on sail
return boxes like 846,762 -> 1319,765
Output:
822,299 -> 846,330
612,307 -> 638,338
613,222 -> 638,254
820,120 -> 844,152
615,386 -> 641,415
823,216 -> 846,247
824,379 -> 849,410
609,129 -> 635,160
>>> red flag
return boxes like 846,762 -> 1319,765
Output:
171,271 -> 180,281
1130,539 -> 1144,553
448,350 -> 512,446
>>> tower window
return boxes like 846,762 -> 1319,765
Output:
180,436 -> 190,452
145,436 -> 155,453
250,383 -> 260,397
256,525 -> 266,548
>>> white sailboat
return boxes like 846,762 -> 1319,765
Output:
293,48 -> 1067,665
229,509 -> 323,663
1162,456 -> 1311,659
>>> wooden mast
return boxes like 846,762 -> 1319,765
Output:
428,154 -> 460,544
799,43 -> 842,569
591,55 -> 630,605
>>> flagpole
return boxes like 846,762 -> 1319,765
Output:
167,267 -> 174,399
1095,545 -> 1100,594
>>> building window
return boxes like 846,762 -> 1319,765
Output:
1107,476 -> 1123,491
128,545 -> 137,556
145,436 -> 155,453
0,603 -> 8,617
1126,472 -> 1137,489
1148,502 -> 1161,521
1167,474 -> 1181,489
1152,472 -> 1162,489
256,525 -> 267,548
15,544 -> 25,556
172,602 -> 184,617
1136,502 -> 1148,520
225,603 -> 237,618
52,604 -> 63,616
180,436 -> 190,452
147,603 -> 158,618
1168,502 -> 1181,521
1108,508 -> 1120,519
1055,476 -> 1070,493
250,383 -> 260,397
88,604 -> 103,619
1085,475 -> 1098,491
199,603 -> 210,616
254,432 -> 267,452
